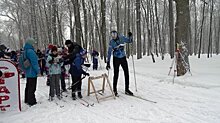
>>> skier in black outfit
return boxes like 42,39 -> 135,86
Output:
106,30 -> 133,96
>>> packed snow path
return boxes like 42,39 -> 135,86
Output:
1,55 -> 220,123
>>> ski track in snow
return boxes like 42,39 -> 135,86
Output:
1,55 -> 220,123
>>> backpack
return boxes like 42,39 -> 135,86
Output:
19,50 -> 31,70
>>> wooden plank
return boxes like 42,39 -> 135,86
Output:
105,74 -> 116,99
102,75 -> 106,93
99,95 -> 115,100
89,75 -> 104,80
87,79 -> 91,96
90,80 -> 100,103
89,90 -> 103,94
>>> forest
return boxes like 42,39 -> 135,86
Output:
0,0 -> 219,76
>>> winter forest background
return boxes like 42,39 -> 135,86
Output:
0,0 -> 219,76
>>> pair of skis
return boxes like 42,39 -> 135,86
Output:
76,98 -> 94,107
61,91 -> 94,107
50,97 -> 94,108
126,94 -> 157,103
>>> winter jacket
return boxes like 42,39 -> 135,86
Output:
64,42 -> 82,66
69,53 -> 86,77
92,50 -> 99,64
23,43 -> 40,78
107,35 -> 132,62
46,54 -> 63,75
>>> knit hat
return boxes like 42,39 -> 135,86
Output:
111,30 -> 118,38
111,30 -> 117,34
51,46 -> 58,52
26,38 -> 37,46
65,40 -> 72,45
48,44 -> 54,49
80,49 -> 87,56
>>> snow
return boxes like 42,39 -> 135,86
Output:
1,54 -> 220,123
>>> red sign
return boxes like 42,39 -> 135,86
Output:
0,60 -> 21,112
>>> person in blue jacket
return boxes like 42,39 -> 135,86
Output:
91,50 -> 99,70
106,30 -> 133,96
70,49 -> 89,100
22,38 -> 40,106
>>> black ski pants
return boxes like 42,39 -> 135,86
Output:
25,77 -> 37,106
71,75 -> 82,96
60,72 -> 66,91
113,56 -> 130,92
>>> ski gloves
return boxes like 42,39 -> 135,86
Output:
106,62 -> 110,70
83,71 -> 90,76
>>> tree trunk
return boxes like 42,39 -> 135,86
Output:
193,0 -> 198,55
208,0 -> 214,58
52,0 -> 57,44
126,0 -> 131,58
216,13 -> 220,55
175,0 -> 190,76
169,0 -> 175,58
136,0 -> 142,59
71,0 -> 82,45
101,0 -> 107,62
161,0 -> 167,60
198,1 -> 206,58
154,0 -> 162,59
30,0 -> 38,47
82,0 -> 88,49
116,0 -> 120,32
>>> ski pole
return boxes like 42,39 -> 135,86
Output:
71,75 -> 86,87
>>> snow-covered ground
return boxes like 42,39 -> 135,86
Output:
1,54 -> 220,123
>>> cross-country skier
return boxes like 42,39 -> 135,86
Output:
106,30 -> 133,96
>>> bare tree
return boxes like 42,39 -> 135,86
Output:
174,0 -> 190,76
101,0 -> 107,62
71,0 -> 83,45
82,0 -> 88,49
136,0 -> 142,59
207,0 -> 214,58
169,0 -> 175,58
198,1 -> 207,58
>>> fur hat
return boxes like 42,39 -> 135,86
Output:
65,40 -> 72,45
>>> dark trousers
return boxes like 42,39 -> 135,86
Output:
113,57 -> 129,92
25,77 -> 37,106
93,58 -> 98,70
50,74 -> 61,97
71,75 -> 82,96
60,72 -> 66,91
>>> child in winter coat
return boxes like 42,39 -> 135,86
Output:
70,49 -> 89,100
46,46 -> 63,101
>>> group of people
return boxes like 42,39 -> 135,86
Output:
20,39 -> 91,106
1,30 -> 134,107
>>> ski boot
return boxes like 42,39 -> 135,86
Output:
125,89 -> 133,96
72,93 -> 76,100
78,92 -> 83,99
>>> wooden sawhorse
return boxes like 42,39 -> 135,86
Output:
87,73 -> 115,103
